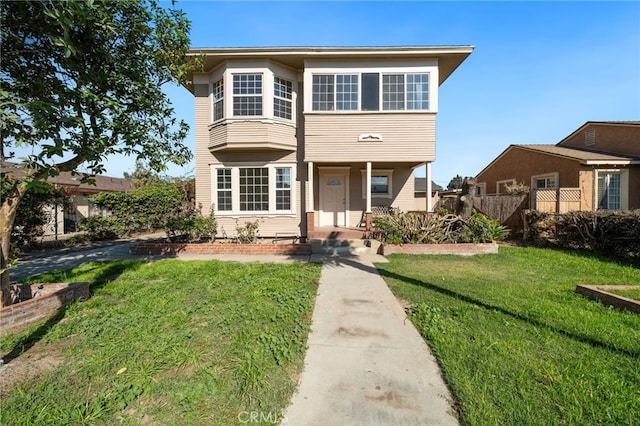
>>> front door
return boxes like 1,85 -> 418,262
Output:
320,173 -> 347,226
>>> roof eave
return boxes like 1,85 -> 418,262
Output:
184,45 -> 474,91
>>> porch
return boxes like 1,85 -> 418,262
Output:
304,160 -> 433,235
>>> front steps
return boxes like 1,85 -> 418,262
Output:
310,238 -> 382,255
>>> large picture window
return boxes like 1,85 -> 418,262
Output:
233,74 -> 262,116
240,168 -> 269,211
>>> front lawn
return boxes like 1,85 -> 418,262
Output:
376,247 -> 640,425
0,259 -> 321,425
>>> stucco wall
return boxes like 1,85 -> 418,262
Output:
560,123 -> 640,156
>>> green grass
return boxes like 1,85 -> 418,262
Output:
606,288 -> 640,301
375,246 -> 640,426
0,259 -> 321,425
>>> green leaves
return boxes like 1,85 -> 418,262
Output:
1,0 -> 193,176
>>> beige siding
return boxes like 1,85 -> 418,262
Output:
194,84 -> 214,214
340,165 -> 416,227
305,113 -> 436,162
209,120 -> 296,151
393,169 -> 416,211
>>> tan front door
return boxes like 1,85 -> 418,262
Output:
320,173 -> 347,226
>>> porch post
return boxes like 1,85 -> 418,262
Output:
426,162 -> 433,212
365,161 -> 373,231
306,162 -> 315,234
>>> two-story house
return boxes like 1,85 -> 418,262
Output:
185,46 -> 473,239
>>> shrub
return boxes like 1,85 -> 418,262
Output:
235,219 -> 261,243
79,216 -> 126,241
165,208 -> 217,242
524,209 -> 640,262
374,211 -> 507,244
90,184 -> 182,237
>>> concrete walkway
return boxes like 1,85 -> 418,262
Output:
284,255 -> 458,426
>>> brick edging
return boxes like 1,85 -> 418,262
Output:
381,242 -> 498,256
130,241 -> 312,256
0,282 -> 90,335
575,285 -> 640,314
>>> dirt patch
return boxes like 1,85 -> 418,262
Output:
0,337 -> 73,397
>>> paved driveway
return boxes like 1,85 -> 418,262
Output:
9,235 -> 162,282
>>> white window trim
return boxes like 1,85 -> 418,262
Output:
496,179 -> 516,195
210,163 -> 296,216
361,169 -> 393,199
207,61 -> 298,126
273,75 -> 294,122
594,168 -> 629,211
531,172 -> 559,190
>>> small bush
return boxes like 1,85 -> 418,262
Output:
165,209 -> 217,242
79,216 -> 126,241
235,219 -> 261,243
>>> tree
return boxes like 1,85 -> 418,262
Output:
447,174 -> 464,191
0,0 -> 196,307
124,160 -> 171,189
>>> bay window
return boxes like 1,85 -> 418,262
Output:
233,74 -> 263,116
213,165 -> 295,214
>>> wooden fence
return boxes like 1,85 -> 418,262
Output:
533,188 -> 581,213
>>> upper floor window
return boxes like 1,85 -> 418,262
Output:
312,75 -> 334,111
212,79 -> 224,121
407,74 -> 429,110
336,74 -> 358,111
311,72 -> 429,112
233,74 -> 262,116
274,77 -> 293,120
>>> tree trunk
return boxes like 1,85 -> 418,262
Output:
1,184 -> 27,307
456,177 -> 477,220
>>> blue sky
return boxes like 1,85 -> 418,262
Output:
45,1 -> 640,188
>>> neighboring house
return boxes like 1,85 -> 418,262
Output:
475,122 -> 640,212
1,162 -> 133,236
185,46 -> 473,238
